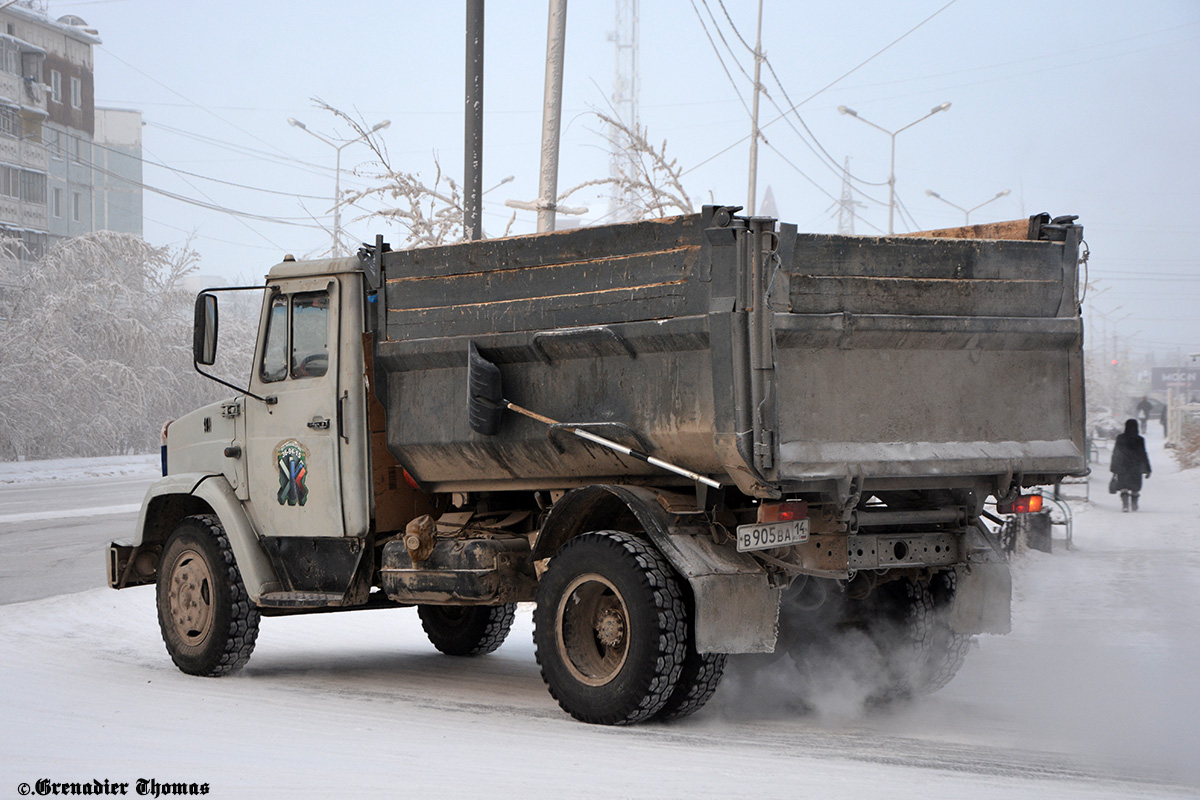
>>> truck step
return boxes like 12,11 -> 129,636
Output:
257,591 -> 345,609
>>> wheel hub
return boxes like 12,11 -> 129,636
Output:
557,573 -> 630,687
167,549 -> 214,645
595,607 -> 625,648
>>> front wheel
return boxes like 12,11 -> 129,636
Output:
417,604 -> 516,656
533,531 -> 687,725
156,515 -> 260,676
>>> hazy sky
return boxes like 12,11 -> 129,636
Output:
61,0 -> 1200,358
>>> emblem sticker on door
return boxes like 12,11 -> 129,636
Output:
275,439 -> 310,506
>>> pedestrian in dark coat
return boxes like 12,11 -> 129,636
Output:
1136,396 -> 1153,433
1110,418 -> 1152,511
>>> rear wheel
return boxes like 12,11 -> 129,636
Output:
655,647 -> 727,721
156,515 -> 260,676
916,570 -> 973,693
417,604 -> 516,656
533,531 -> 686,725
866,575 -> 971,698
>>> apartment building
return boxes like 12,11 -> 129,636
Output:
0,4 -> 141,266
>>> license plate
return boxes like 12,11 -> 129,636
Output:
735,519 -> 810,552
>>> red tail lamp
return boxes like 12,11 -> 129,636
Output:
757,500 -> 808,523
997,494 -> 1043,514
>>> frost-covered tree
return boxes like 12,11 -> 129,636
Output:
314,101 -> 692,248
0,232 -> 236,460
559,111 -> 694,219
314,99 -> 492,249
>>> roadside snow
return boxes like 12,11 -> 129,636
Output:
0,453 -> 159,485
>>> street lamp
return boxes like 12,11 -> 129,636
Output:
837,102 -> 951,234
925,188 -> 1011,226
288,116 -> 391,255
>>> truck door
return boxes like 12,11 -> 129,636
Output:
245,277 -> 346,538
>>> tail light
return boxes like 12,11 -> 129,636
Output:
757,500 -> 808,523
997,494 -> 1043,514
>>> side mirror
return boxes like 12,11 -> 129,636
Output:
193,292 -> 218,366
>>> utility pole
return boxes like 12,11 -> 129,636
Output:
506,0 -> 587,228
537,0 -> 568,232
464,0 -> 485,241
745,0 -> 764,216
608,0 -> 639,221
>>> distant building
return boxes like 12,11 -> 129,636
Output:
92,107 -> 142,235
0,4 -> 142,269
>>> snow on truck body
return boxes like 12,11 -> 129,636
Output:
108,206 -> 1086,724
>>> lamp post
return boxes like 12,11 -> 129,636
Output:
288,117 -> 391,255
925,188 -> 1011,226
837,102 -> 950,234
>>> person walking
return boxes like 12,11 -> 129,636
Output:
1111,418 -> 1152,511
1136,396 -> 1153,433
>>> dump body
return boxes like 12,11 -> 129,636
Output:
374,206 -> 1085,500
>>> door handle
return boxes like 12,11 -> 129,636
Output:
307,418 -> 330,430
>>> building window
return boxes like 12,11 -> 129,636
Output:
0,106 -> 16,138
0,165 -> 17,198
49,69 -> 60,103
52,187 -> 62,218
20,170 -> 45,205
0,38 -> 18,75
72,191 -> 81,222
70,76 -> 81,109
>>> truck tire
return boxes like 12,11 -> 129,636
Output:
867,576 -> 970,698
655,647 -> 727,721
533,531 -> 687,725
417,604 -> 516,656
156,515 -> 260,677
917,570 -> 972,694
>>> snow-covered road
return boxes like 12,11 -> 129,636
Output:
1,445 -> 1197,799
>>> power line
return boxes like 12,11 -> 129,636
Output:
687,0 -> 755,123
87,135 -> 332,202
712,0 -> 889,194
97,44 -> 296,163
683,0 -> 959,177
82,145 -> 329,231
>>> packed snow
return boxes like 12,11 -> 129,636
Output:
1,431 -> 1198,798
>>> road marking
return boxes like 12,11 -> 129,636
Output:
0,504 -> 140,524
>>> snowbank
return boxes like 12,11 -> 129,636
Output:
0,453 -> 160,485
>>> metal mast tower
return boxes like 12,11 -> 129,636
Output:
608,0 -> 639,221
836,157 -> 858,235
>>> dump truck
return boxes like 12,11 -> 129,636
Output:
108,205 -> 1086,724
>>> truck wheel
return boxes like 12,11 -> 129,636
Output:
868,576 -> 971,698
655,647 -> 727,721
156,515 -> 260,677
917,571 -> 973,694
417,604 -> 516,656
533,531 -> 686,725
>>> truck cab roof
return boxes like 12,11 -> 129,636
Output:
266,254 -> 363,282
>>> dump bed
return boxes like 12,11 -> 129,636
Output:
371,206 -> 1085,499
